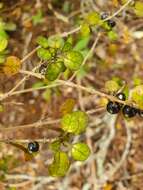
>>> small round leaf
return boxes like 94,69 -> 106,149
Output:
85,12 -> 100,26
61,111 -> 89,135
62,42 -> 72,52
105,80 -> 120,93
134,2 -> 143,17
45,63 -> 61,81
71,143 -> 90,161
80,23 -> 90,37
131,85 -> 143,109
37,48 -> 52,61
3,56 -> 21,76
48,35 -> 64,49
64,50 -> 83,71
60,98 -> 75,116
48,151 -> 70,177
107,31 -> 118,41
36,36 -> 49,48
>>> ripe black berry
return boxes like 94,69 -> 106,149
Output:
106,101 -> 121,114
122,105 -> 137,118
100,12 -> 109,20
28,141 -> 39,153
116,93 -> 126,101
138,110 -> 143,117
107,19 -> 116,28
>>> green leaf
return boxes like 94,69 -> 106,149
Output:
36,36 -> 49,48
42,89 -> 51,102
49,140 -> 61,152
48,151 -> 70,177
32,81 -> 45,89
0,29 -> 8,39
105,80 -> 120,93
133,77 -> 142,86
85,12 -> 100,26
71,143 -> 90,161
102,21 -> 111,31
80,23 -> 91,37
62,42 -> 72,52
0,37 -> 8,52
74,37 -> 90,51
60,98 -> 76,115
77,65 -> 88,79
6,187 -> 17,190
37,48 -> 52,61
48,35 -> 64,49
107,31 -> 118,41
45,63 -> 61,81
56,59 -> 66,72
61,111 -> 89,135
66,36 -> 73,45
134,2 -> 143,17
64,50 -> 83,71
131,85 -> 143,109
62,1 -> 71,14
0,21 -> 5,31
32,9 -> 43,25
4,22 -> 16,31
63,68 -> 71,80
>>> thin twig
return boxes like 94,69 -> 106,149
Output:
105,0 -> 133,21
0,119 -> 60,132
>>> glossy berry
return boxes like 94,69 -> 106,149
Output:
116,92 -> 126,101
100,12 -> 109,20
107,19 -> 116,28
122,105 -> 137,118
28,141 -> 39,153
106,101 -> 121,114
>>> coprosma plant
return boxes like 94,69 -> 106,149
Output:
1,0 -> 143,177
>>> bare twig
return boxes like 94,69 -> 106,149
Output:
105,0 -> 133,21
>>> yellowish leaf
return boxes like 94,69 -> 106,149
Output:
60,98 -> 76,116
3,56 -> 21,76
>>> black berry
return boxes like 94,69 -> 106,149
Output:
106,101 -> 121,114
28,141 -> 39,153
100,12 -> 109,20
39,64 -> 47,75
116,92 -> 126,101
138,110 -> 143,117
107,19 -> 116,28
122,105 -> 137,118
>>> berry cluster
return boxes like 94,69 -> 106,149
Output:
28,141 -> 39,153
106,92 -> 143,118
100,12 -> 116,28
